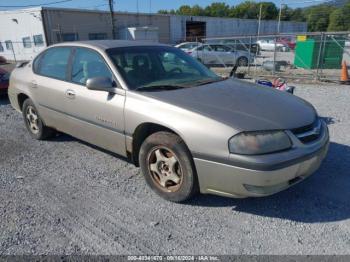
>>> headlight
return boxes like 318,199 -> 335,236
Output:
229,131 -> 292,155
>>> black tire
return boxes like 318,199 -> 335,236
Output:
237,56 -> 248,67
139,131 -> 198,202
22,98 -> 55,140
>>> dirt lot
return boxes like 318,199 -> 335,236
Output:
0,84 -> 350,255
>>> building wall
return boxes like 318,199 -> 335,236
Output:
114,13 -> 171,43
42,9 -> 171,44
170,15 -> 308,43
42,9 -> 113,44
0,8 -> 47,61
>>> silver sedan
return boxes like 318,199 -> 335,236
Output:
188,43 -> 254,67
8,40 -> 329,202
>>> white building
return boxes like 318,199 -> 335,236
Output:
0,8 -> 47,61
0,7 -> 308,61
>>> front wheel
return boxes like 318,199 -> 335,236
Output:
139,131 -> 198,202
22,99 -> 55,140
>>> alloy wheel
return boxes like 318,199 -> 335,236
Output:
26,106 -> 40,134
147,146 -> 183,192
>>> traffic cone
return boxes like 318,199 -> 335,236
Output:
341,61 -> 350,84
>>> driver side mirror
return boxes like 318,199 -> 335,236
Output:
86,77 -> 114,92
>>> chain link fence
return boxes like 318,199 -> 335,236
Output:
184,32 -> 350,83
1,31 -> 350,84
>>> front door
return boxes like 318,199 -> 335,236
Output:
61,47 -> 126,156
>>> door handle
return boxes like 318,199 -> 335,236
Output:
65,89 -> 76,99
30,80 -> 38,88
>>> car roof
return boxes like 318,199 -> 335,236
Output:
50,40 -> 170,51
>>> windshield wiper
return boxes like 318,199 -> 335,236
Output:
192,78 -> 225,86
135,85 -> 187,92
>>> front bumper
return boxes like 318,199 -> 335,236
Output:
194,121 -> 329,198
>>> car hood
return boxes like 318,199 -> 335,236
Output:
141,79 -> 317,132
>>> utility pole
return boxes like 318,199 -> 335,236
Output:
136,0 -> 140,26
254,3 -> 263,78
257,3 -> 262,37
277,2 -> 284,34
108,0 -> 116,39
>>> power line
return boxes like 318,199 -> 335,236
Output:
0,0 -> 72,8
74,3 -> 108,10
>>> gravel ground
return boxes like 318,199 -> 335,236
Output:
0,84 -> 350,255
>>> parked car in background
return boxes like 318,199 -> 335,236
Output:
206,39 -> 261,55
257,39 -> 286,51
8,40 -> 329,202
0,68 -> 10,95
175,42 -> 201,52
277,37 -> 296,50
189,44 -> 254,67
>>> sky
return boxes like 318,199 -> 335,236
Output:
0,0 -> 329,12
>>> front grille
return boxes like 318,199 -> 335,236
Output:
291,119 -> 322,144
291,123 -> 314,135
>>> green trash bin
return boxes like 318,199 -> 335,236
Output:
294,35 -> 345,69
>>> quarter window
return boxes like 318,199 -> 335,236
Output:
33,34 -> 44,46
0,42 -> 3,52
22,37 -> 32,48
38,47 -> 71,80
71,48 -> 112,85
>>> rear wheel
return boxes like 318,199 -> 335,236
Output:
237,56 -> 248,67
139,131 -> 198,202
22,99 -> 55,140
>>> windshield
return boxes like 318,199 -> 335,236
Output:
106,46 -> 221,90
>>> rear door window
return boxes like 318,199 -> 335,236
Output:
38,47 -> 71,80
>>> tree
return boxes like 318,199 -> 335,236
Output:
204,2 -> 230,17
229,1 -> 278,20
155,0 -> 350,32
230,1 -> 259,19
260,2 -> 278,20
328,2 -> 350,31
191,5 -> 205,16
176,5 -> 192,16
279,6 -> 307,22
304,4 -> 335,31
289,8 -> 307,22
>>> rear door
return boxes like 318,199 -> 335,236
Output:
32,46 -> 73,131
